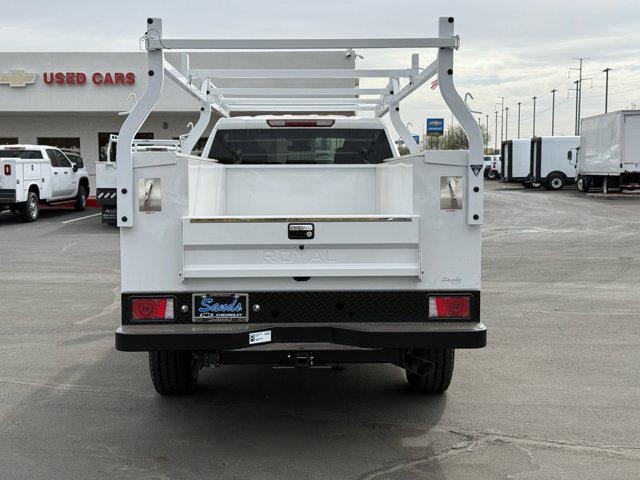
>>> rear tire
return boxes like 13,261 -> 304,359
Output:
577,176 -> 589,192
486,170 -> 497,180
405,348 -> 455,393
149,351 -> 199,395
74,186 -> 87,211
546,173 -> 565,191
20,191 -> 39,222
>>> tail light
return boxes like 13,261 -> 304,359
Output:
267,119 -> 335,127
3,164 -> 10,175
428,296 -> 470,318
131,297 -> 174,321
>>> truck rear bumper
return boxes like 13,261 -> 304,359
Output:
115,321 -> 486,351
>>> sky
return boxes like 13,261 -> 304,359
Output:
2,0 -> 640,146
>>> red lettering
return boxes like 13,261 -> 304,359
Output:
66,72 -> 75,84
92,72 -> 103,84
114,72 -> 125,85
125,72 -> 136,85
103,72 -> 114,85
55,72 -> 65,85
43,73 -> 54,84
76,72 -> 87,84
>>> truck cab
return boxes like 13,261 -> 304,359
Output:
0,145 -> 89,222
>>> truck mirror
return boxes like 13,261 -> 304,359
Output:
72,164 -> 78,172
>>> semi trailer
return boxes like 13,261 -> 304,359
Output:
114,16 -> 486,396
569,110 -> 640,193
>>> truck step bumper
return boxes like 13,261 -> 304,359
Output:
115,322 -> 486,351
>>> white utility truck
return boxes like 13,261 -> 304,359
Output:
0,145 -> 89,222
114,17 -> 486,395
529,136 -> 580,190
96,135 -> 179,224
501,139 -> 531,186
569,110 -> 640,193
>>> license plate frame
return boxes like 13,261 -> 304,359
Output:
192,293 -> 249,323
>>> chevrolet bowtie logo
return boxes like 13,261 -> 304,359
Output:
0,69 -> 37,87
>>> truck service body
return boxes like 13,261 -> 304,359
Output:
114,17 -> 486,395
572,110 -> 640,193
95,135 -> 179,224
501,139 -> 531,184
0,145 -> 89,221
529,136 -> 580,190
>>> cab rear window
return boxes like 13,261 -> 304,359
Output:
208,128 -> 393,164
0,150 -> 43,159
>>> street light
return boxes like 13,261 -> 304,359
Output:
532,96 -> 538,137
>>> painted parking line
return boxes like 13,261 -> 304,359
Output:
61,213 -> 102,224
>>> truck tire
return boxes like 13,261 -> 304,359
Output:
74,186 -> 87,211
546,173 -> 565,191
577,176 -> 589,192
486,170 -> 497,180
20,191 -> 40,222
149,351 -> 199,395
405,348 -> 454,393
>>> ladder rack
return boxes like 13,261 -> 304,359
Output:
116,16 -> 483,228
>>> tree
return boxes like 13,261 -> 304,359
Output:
424,124 -> 489,151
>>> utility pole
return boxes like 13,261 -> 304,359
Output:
494,110 -> 498,151
603,67 -> 611,113
551,89 -> 557,136
505,107 -> 509,140
517,102 -> 521,138
570,58 -> 590,134
500,97 -> 504,145
532,96 -> 538,137
573,80 -> 580,135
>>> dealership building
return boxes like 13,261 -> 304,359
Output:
0,52 -> 354,193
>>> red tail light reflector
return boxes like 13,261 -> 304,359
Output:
3,164 -> 10,175
428,296 -> 470,318
267,119 -> 335,127
131,297 -> 174,321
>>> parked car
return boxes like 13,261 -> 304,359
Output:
0,145 -> 89,222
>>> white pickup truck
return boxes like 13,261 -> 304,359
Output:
114,16 -> 486,396
0,145 -> 89,222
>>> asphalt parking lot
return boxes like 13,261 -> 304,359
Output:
1,184 -> 639,480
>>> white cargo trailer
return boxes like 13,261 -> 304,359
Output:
570,110 -> 640,193
114,16 -> 486,396
501,139 -> 531,184
529,136 -> 580,190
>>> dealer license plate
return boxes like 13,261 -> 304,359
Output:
192,293 -> 249,323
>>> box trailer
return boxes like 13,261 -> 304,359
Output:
501,139 -> 530,184
529,136 -> 580,190
570,110 -> 640,193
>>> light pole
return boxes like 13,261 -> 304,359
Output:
551,89 -> 557,136
505,107 -> 509,140
532,96 -> 538,137
603,68 -> 611,113
485,114 -> 490,150
517,102 -> 521,138
494,110 -> 498,151
573,80 -> 580,135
